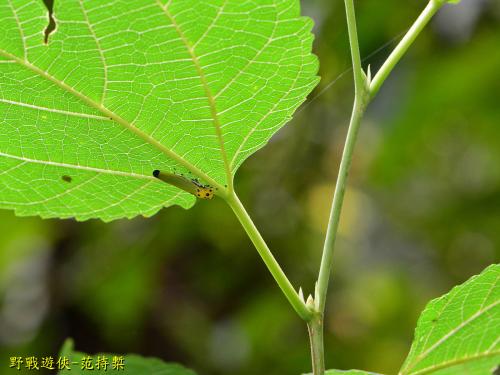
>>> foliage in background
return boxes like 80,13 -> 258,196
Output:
59,264 -> 500,375
57,339 -> 197,375
0,0 -> 499,374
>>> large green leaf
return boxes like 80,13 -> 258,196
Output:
0,0 -> 318,221
58,339 -> 197,374
400,264 -> 500,375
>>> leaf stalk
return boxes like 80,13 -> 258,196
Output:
225,192 -> 314,321
369,0 -> 443,97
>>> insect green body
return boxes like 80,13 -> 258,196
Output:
152,170 -> 214,200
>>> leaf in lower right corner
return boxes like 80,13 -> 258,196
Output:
400,263 -> 500,375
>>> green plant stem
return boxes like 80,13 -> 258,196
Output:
311,1 -> 447,373
316,0 -> 447,314
307,313 -> 325,375
316,0 -> 368,316
316,0 -> 444,313
342,0 -> 365,95
223,1 -> 449,373
370,0 -> 444,97
225,192 -> 314,321
316,97 -> 367,315
310,1 -> 368,373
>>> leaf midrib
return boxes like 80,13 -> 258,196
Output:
0,49 -> 223,191
156,0 -> 232,189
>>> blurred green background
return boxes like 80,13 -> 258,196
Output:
1,0 -> 499,374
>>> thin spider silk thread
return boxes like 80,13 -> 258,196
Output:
298,30 -> 406,114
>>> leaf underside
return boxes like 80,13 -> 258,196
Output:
400,264 -> 500,375
0,0 -> 318,221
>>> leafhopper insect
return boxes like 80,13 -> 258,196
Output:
152,170 -> 214,200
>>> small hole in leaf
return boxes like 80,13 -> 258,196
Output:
43,0 -> 56,45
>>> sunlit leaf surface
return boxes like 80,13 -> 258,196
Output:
0,0 -> 318,221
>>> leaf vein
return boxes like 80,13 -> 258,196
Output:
408,299 -> 500,372
0,151 -> 154,180
7,0 -> 27,60
155,0 -> 232,188
77,0 -> 109,104
0,48 -> 222,190
405,350 -> 500,375
0,98 -> 109,120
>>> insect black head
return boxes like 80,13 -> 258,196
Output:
61,175 -> 72,183
153,170 -> 160,178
